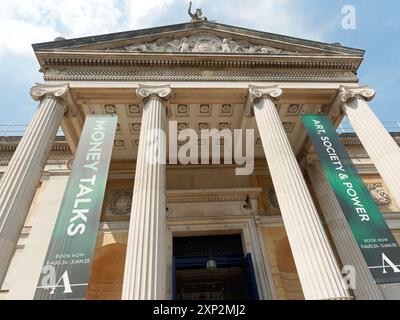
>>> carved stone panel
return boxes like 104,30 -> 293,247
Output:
122,32 -> 297,54
267,187 -> 280,214
367,183 -> 392,208
108,190 -> 133,216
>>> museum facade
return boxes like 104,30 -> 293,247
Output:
1,19 -> 400,300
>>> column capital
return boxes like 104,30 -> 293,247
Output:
249,85 -> 283,100
30,83 -> 77,117
30,83 -> 70,102
244,85 -> 283,117
136,84 -> 172,101
331,85 -> 375,116
136,84 -> 172,118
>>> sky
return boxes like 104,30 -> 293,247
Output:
0,0 -> 399,129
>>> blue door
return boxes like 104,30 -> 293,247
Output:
245,253 -> 259,300
172,253 -> 259,300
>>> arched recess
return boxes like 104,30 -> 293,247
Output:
86,243 -> 127,300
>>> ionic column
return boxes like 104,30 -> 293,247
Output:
249,85 -> 350,300
336,86 -> 400,207
0,84 -> 70,287
122,85 -> 171,300
306,161 -> 384,300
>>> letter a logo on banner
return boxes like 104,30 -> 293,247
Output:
381,253 -> 400,274
34,115 -> 118,299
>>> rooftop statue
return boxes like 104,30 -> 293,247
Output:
188,1 -> 207,22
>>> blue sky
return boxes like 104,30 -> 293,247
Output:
0,0 -> 399,126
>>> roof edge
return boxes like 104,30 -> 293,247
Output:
32,21 -> 365,56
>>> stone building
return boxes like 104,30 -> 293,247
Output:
1,18 -> 400,300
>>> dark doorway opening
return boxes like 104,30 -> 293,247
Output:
172,234 -> 259,300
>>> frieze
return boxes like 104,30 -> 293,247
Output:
44,67 -> 358,83
105,188 -> 261,217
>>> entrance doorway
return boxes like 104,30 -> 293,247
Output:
172,234 -> 259,300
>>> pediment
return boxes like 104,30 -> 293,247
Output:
119,32 -> 298,55
33,21 -> 364,57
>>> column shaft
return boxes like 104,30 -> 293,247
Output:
122,86 -> 169,300
307,162 -> 384,300
252,86 -> 350,300
345,96 -> 400,207
6,175 -> 69,299
0,87 -> 67,287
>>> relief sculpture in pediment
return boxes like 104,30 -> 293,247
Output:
123,33 -> 297,54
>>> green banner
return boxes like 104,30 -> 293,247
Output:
34,115 -> 118,299
302,114 -> 400,284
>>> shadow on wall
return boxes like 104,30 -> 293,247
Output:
86,243 -> 127,300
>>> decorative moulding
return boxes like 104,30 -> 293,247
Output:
44,68 -> 358,83
165,187 -> 262,204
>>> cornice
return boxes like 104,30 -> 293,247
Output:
98,221 -> 129,233
41,170 -> 71,177
308,134 -> 400,161
38,51 -> 362,70
340,132 -> 400,143
0,141 -> 70,153
259,211 -> 400,229
0,140 -> 72,166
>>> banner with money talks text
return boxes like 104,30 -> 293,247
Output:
34,115 -> 118,299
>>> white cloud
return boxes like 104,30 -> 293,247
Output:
0,18 -> 59,56
126,0 -> 176,29
0,0 -> 175,57
0,0 -> 338,125
0,0 -> 330,58
205,0 -> 326,41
